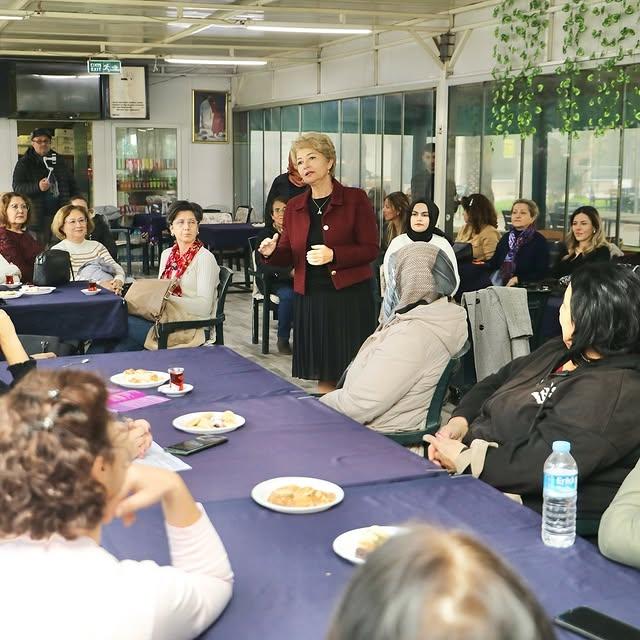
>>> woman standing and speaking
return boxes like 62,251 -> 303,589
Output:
259,133 -> 378,393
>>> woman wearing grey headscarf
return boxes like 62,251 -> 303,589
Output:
321,243 -> 467,442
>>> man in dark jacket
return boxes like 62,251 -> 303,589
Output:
12,128 -> 77,244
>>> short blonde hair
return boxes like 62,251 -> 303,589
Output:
51,205 -> 94,240
291,133 -> 336,177
511,198 -> 540,222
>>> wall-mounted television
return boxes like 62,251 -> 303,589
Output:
13,61 -> 102,120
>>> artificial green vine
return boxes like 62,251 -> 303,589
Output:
589,0 -> 639,132
490,0 -> 640,138
491,0 -> 549,137
554,0 -> 588,137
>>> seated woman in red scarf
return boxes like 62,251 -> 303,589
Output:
93,200 -> 220,352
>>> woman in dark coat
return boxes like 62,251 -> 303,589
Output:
263,155 -> 308,224
259,133 -> 379,392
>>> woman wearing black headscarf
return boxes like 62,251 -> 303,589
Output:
382,199 -> 459,295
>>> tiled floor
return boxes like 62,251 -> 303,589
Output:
131,257 -> 315,392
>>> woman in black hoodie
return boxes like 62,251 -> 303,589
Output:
426,262 -> 640,521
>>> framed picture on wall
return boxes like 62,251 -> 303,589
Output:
192,90 -> 228,143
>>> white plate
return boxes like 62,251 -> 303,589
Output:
172,410 -> 245,435
81,288 -> 101,296
20,286 -> 56,295
109,370 -> 170,389
0,290 -> 23,299
158,383 -> 194,397
333,526 -> 406,564
251,476 -> 344,514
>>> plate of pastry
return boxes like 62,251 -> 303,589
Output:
172,410 -> 245,435
332,525 -> 406,564
251,476 -> 344,514
109,369 -> 170,389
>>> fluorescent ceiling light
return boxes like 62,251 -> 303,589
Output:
168,22 -> 193,28
246,25 -> 371,34
0,15 -> 24,20
165,56 -> 267,66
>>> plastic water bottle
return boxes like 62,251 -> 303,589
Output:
542,440 -> 577,548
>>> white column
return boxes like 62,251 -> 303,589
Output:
433,72 -> 449,231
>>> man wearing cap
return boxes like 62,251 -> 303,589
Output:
12,128 -> 77,244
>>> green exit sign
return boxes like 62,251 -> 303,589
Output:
87,59 -> 122,75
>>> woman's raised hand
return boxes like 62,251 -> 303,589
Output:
113,464 -> 201,528
258,233 -> 279,257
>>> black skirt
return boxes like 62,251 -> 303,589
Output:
292,280 -> 376,381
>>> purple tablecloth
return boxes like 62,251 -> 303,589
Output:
11,346 -> 441,501
102,474 -> 640,640
2,281 -> 128,340
198,223 -> 257,251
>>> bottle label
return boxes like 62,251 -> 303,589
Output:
544,472 -> 578,496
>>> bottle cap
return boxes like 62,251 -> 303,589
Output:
552,440 -> 571,453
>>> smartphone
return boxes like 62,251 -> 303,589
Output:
165,434 -> 228,456
554,606 -> 640,640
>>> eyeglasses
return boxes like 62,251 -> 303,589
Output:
32,138 -> 50,145
173,219 -> 198,227
8,204 -> 28,210
65,218 -> 87,226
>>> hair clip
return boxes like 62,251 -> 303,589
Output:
47,389 -> 60,399
41,416 -> 54,430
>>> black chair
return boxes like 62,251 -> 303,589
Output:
526,288 -> 552,351
248,236 -> 280,354
156,266 -> 233,349
17,334 -> 79,357
383,342 -> 470,456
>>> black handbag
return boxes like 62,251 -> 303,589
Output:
33,249 -> 72,286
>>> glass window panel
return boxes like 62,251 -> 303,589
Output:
233,111 -> 249,210
567,129 -> 620,240
302,103 -> 321,131
264,108 -> 282,204
340,98 -> 360,186
321,101 -> 339,133
383,94 -> 402,197
620,128 -> 640,247
361,96 -> 383,228
403,91 -> 435,196
448,84 -> 483,233
249,110 -> 264,218
481,134 -> 522,231
281,105 -> 300,169
544,131 -> 569,233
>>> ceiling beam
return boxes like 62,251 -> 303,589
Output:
0,36 -> 310,52
26,0 -> 442,20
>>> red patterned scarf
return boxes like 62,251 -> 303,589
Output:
160,240 -> 203,296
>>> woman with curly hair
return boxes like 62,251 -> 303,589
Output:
0,369 -> 233,639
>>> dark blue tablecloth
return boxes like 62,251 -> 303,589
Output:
10,346 -> 441,501
198,224 -> 257,251
102,474 -> 640,640
2,281 -> 128,340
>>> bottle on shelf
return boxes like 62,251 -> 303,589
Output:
542,440 -> 578,548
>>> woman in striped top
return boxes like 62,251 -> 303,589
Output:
50,204 -> 125,293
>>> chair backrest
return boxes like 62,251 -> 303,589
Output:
215,266 -> 233,318
548,240 -> 565,272
526,289 -> 552,351
424,341 -> 471,434
502,210 -> 512,229
234,205 -> 252,223
17,334 -> 76,357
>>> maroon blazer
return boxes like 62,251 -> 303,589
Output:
265,179 -> 379,295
